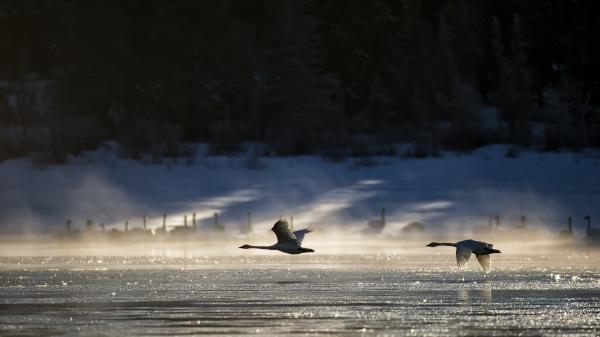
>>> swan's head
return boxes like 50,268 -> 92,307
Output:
239,244 -> 252,249
426,242 -> 439,247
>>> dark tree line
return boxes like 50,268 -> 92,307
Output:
0,0 -> 599,163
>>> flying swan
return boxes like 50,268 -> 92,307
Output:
239,217 -> 314,254
426,239 -> 501,273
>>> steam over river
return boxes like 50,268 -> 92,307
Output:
1,249 -> 600,336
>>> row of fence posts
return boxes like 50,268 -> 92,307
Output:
62,211 -> 302,236
62,211 -> 260,235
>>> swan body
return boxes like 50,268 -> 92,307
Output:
402,221 -> 425,233
585,216 -> 600,240
427,239 -> 501,273
364,208 -> 386,234
559,216 -> 573,238
239,217 -> 314,254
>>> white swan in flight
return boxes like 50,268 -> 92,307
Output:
239,217 -> 314,254
427,239 -> 501,273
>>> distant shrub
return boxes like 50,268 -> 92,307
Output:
375,144 -> 396,156
505,146 -> 520,158
403,143 -> 441,158
245,149 -> 266,169
119,118 -> 185,162
348,135 -> 375,157
351,156 -> 378,168
542,124 -> 565,151
207,120 -> 242,155
265,119 -> 318,156
319,131 -> 350,162
321,148 -> 347,163
509,123 -> 533,147
441,121 -> 488,152
31,151 -> 49,169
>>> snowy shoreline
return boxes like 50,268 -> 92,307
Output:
1,144 -> 599,236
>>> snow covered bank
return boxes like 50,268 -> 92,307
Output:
1,145 -> 599,236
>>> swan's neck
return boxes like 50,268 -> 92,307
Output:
432,242 -> 456,247
568,218 -> 572,232
245,245 -> 276,250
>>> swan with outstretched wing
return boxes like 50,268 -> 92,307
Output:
239,218 -> 314,254
427,239 -> 501,273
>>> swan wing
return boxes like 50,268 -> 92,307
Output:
476,254 -> 491,273
271,218 -> 299,247
293,227 -> 314,245
456,247 -> 472,268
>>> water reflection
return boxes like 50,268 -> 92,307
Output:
457,282 -> 493,304
480,284 -> 492,303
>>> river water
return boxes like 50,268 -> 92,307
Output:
1,252 -> 600,336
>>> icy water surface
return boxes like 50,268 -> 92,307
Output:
1,254 -> 600,336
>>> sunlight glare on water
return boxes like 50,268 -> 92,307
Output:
1,245 -> 600,336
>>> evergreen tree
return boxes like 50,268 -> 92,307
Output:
388,0 -> 436,125
490,14 -> 533,144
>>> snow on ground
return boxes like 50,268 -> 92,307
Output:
0,144 -> 599,235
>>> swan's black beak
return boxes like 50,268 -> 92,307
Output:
426,242 -> 435,247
